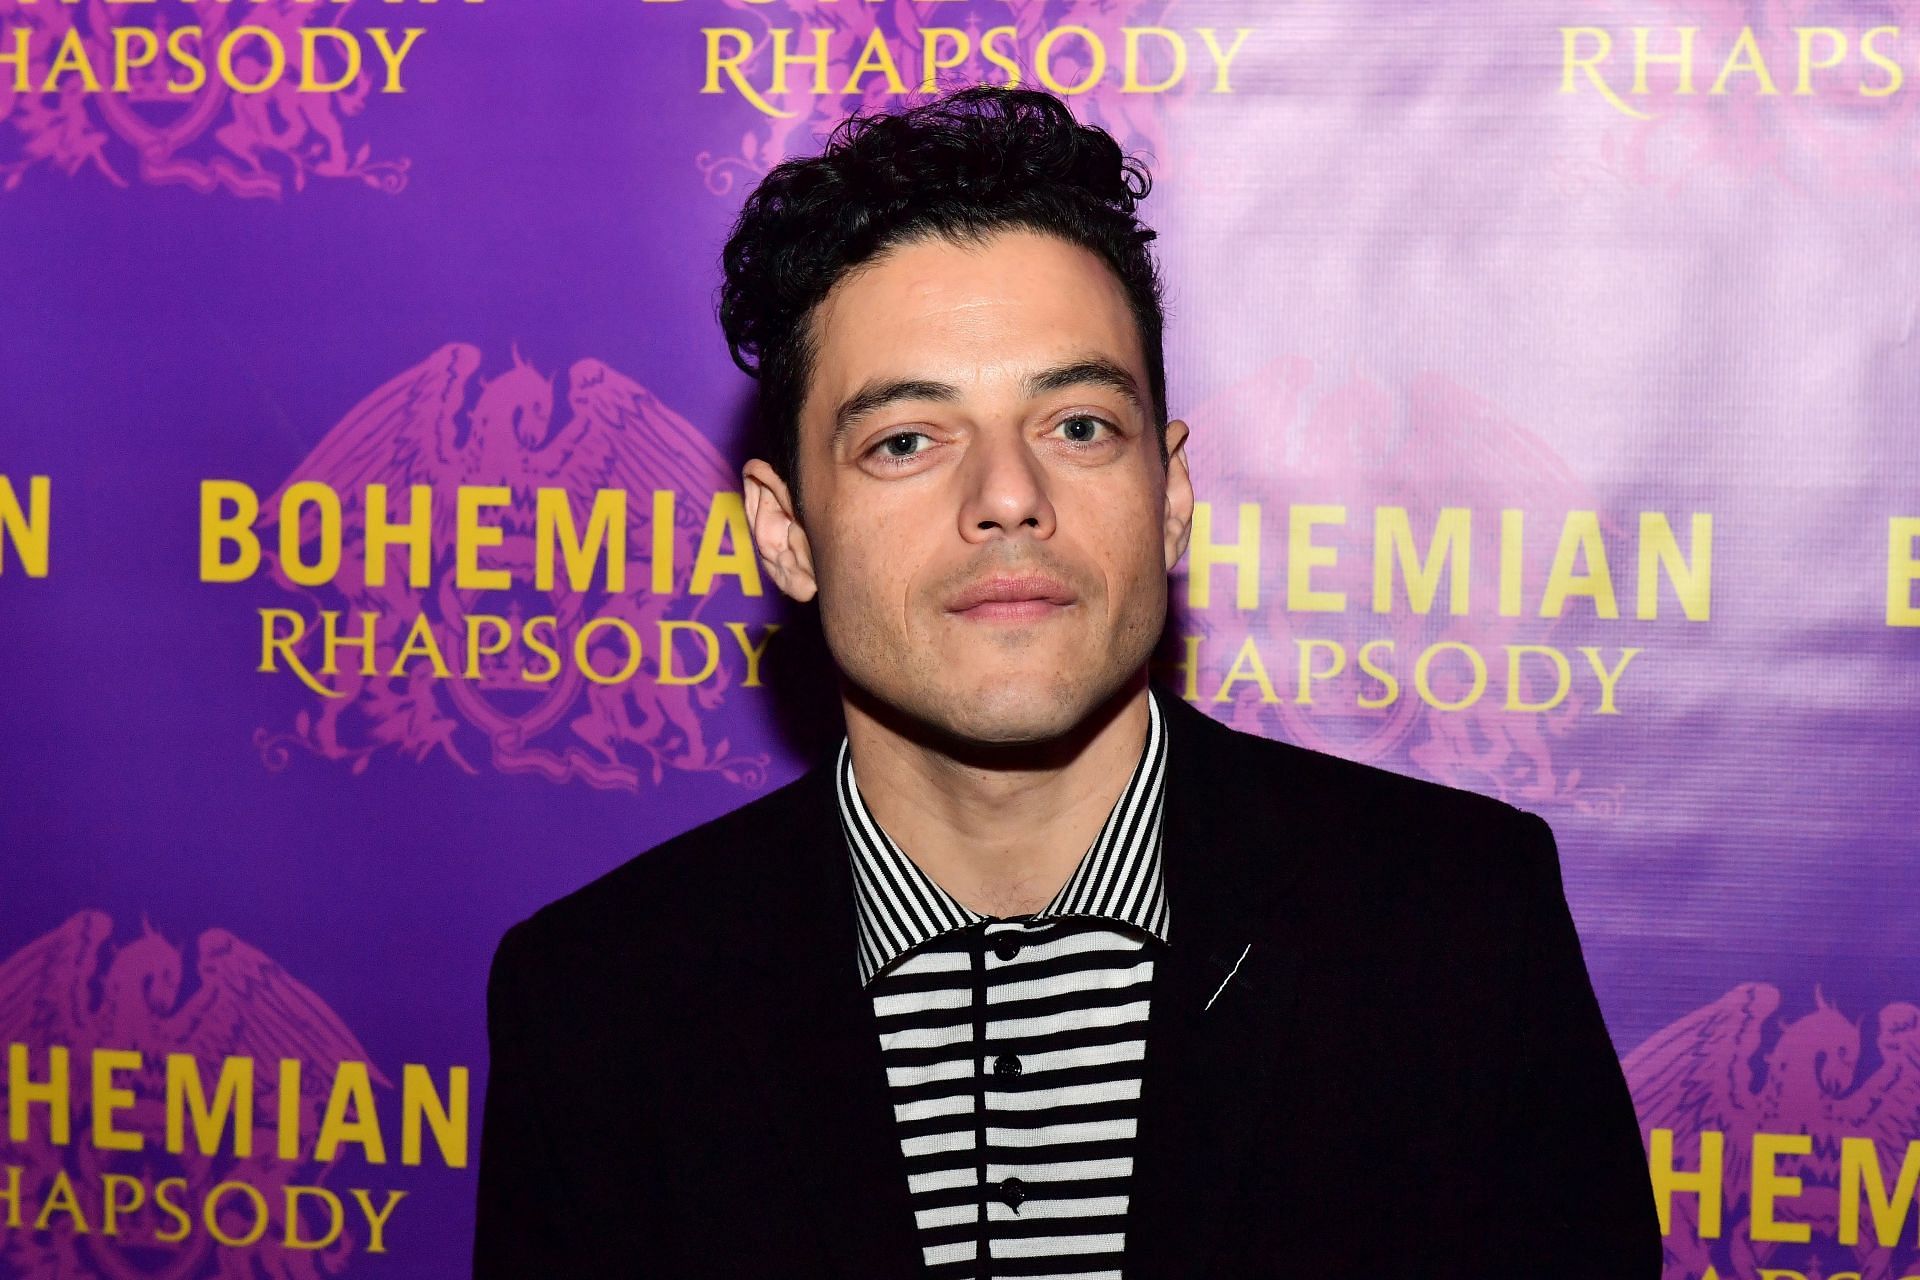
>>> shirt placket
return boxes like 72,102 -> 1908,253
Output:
976,916 -> 1037,1280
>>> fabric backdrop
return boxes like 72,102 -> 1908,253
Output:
3,1 -> 1917,1276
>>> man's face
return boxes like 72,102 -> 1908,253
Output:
743,227 -> 1194,745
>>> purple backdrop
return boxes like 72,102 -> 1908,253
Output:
3,0 -> 1918,1276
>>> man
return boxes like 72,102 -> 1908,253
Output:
473,85 -> 1660,1278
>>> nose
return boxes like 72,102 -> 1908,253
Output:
956,424 -> 1057,544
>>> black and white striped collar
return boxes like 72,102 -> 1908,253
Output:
835,684 -> 1171,987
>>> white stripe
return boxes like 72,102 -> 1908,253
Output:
987,1118 -> 1136,1148
908,1166 -> 978,1195
986,958 -> 1155,1005
902,1128 -> 977,1158
987,1076 -> 1141,1111
988,1155 -> 1133,1181
880,1021 -> 976,1052
991,1231 -> 1126,1257
988,997 -> 1151,1041
914,1202 -> 981,1231
982,1194 -> 1131,1221
922,1240 -> 977,1266
892,947 -> 973,976
872,984 -> 973,1017
892,1091 -> 975,1124
884,1056 -> 974,1089
1015,1040 -> 1146,1075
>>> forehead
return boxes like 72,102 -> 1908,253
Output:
806,228 -> 1144,411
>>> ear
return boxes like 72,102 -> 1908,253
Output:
1162,418 -> 1195,572
742,457 -> 819,603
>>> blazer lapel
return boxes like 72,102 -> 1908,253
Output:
1123,691 -> 1319,1280
745,760 -> 928,1279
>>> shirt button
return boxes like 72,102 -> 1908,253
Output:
992,938 -> 1021,961
997,1177 -> 1027,1211
992,1053 -> 1022,1078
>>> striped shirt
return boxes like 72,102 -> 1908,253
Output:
835,687 -> 1171,1279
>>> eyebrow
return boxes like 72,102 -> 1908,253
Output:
828,356 -> 1147,454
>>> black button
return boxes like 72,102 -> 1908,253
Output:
992,938 -> 1021,961
998,1177 -> 1026,1211
992,1053 -> 1022,1078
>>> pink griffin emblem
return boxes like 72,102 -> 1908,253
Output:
0,911 -> 390,1278
1171,353 -> 1626,814
251,342 -> 772,792
1626,984 -> 1920,1280
0,0 -> 409,197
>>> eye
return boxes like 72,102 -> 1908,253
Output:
866,430 -> 933,468
1055,413 -> 1118,444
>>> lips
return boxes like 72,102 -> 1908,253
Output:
946,574 -> 1078,613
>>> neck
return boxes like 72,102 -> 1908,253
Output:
839,671 -> 1154,918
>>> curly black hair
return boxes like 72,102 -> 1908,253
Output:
716,85 -> 1169,520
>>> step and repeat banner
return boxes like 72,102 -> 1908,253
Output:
3,0 -> 1918,1276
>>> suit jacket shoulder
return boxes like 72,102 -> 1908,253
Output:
1162,693 -> 1555,913
498,764 -> 825,991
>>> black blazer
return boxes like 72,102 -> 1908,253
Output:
474,686 -> 1660,1278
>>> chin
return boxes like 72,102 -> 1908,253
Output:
927,680 -> 1085,739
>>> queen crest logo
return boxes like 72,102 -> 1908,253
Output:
207,342 -> 774,791
0,0 -> 422,197
1154,353 -> 1717,813
1625,984 -> 1920,1279
0,911 -> 460,1273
